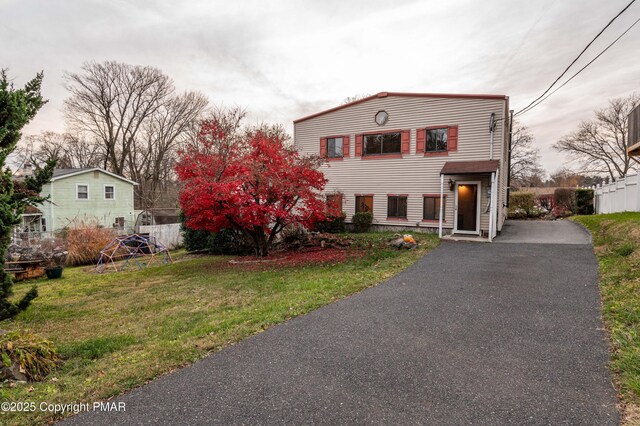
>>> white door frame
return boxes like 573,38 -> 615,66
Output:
454,180 -> 481,235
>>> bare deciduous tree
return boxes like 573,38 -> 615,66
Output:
553,93 -> 640,181
16,132 -> 104,169
341,93 -> 371,104
129,91 -> 209,209
510,122 -> 544,189
63,61 -> 209,209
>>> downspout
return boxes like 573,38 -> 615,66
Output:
438,174 -> 444,238
486,113 -> 497,214
506,109 -> 514,207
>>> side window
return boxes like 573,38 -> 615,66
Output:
387,196 -> 407,219
105,185 -> 115,200
355,195 -> 373,213
77,184 -> 89,200
423,196 -> 444,220
326,194 -> 343,212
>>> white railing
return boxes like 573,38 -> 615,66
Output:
593,174 -> 640,214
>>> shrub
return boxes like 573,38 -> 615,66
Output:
64,226 -> 116,266
537,195 -> 554,212
554,188 -> 576,214
0,330 -> 58,381
314,212 -> 347,233
352,212 -> 373,233
507,207 -> 528,220
575,188 -> 595,215
281,223 -> 308,245
181,214 -> 252,255
509,192 -> 536,216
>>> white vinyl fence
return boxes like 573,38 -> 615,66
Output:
138,223 -> 183,249
594,174 -> 640,214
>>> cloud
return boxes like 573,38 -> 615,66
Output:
1,0 -> 639,176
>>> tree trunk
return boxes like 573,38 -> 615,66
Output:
253,227 -> 269,257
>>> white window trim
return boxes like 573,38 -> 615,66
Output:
76,183 -> 89,200
104,184 -> 116,200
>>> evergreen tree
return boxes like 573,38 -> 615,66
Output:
0,70 -> 55,320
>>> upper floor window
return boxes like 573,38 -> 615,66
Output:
104,185 -> 115,200
364,132 -> 401,156
426,128 -> 448,152
387,196 -> 407,219
77,184 -> 89,200
327,137 -> 343,158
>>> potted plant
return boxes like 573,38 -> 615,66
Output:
44,250 -> 67,279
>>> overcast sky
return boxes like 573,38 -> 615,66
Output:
2,0 -> 639,175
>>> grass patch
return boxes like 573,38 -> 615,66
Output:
573,213 -> 640,424
58,335 -> 138,360
0,232 -> 438,425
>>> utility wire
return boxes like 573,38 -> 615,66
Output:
516,15 -> 640,116
514,0 -> 637,116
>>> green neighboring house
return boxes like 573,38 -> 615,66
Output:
18,167 -> 138,235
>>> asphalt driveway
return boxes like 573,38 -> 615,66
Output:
65,220 -> 618,425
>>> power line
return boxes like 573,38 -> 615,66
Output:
514,0 -> 637,116
516,15 -> 640,116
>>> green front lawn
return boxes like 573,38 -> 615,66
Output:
573,213 -> 640,424
0,232 -> 438,425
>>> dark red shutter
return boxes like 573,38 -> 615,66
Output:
342,135 -> 350,158
416,129 -> 426,153
355,135 -> 363,156
401,130 -> 410,154
448,126 -> 458,151
320,137 -> 328,157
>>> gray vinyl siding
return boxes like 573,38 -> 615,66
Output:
294,94 -> 508,233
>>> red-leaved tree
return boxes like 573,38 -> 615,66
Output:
177,118 -> 330,256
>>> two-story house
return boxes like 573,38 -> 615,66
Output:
17,167 -> 138,235
293,92 -> 510,240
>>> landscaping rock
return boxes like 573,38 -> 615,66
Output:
0,363 -> 28,382
388,234 -> 418,250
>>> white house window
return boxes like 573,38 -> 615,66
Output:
77,184 -> 89,199
41,217 -> 47,232
105,185 -> 115,200
327,137 -> 343,158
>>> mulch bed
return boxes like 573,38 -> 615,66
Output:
228,247 -> 364,271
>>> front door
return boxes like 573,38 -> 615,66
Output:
454,181 -> 480,234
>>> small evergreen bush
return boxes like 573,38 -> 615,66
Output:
352,212 -> 373,233
575,188 -> 594,215
314,212 -> 347,233
509,192 -> 536,215
181,213 -> 252,255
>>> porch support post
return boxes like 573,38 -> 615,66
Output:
439,174 -> 444,238
493,168 -> 499,239
489,171 -> 497,241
